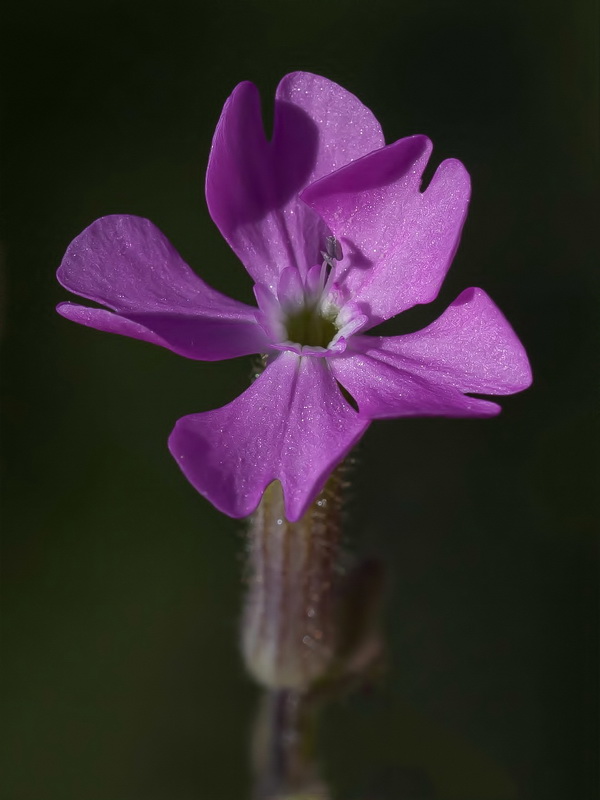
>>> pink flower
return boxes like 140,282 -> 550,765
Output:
57,72 -> 531,521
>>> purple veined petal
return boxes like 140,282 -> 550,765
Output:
275,72 -> 385,180
205,73 -> 385,289
330,341 -> 503,420
56,215 -> 270,360
168,350 -> 369,521
301,135 -> 471,327
57,303 -> 271,361
57,215 -> 248,314
363,287 -> 533,395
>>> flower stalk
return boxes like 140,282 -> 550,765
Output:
243,469 -> 348,799
243,466 -> 387,797
250,689 -> 328,800
242,472 -> 345,691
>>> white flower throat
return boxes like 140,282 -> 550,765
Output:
255,237 -> 368,356
284,237 -> 341,349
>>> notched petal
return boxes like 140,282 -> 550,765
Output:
168,352 -> 369,520
205,73 -> 386,286
302,136 -> 471,326
57,215 -> 269,360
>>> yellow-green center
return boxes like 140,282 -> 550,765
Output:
285,304 -> 338,349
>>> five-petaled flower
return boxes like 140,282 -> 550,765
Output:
57,72 -> 532,522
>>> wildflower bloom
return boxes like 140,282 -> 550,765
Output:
57,72 -> 531,521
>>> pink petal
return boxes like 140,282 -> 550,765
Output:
168,351 -> 369,521
330,349 -> 502,419
302,136 -> 471,326
57,215 -> 269,360
368,287 -> 533,394
329,288 -> 531,419
275,72 -> 384,179
56,303 -> 270,361
205,73 -> 384,289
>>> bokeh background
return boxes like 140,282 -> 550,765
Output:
2,0 -> 597,798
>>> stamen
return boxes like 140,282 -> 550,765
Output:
321,261 -> 337,299
315,262 -> 329,299
326,235 -> 343,262
259,237 -> 356,353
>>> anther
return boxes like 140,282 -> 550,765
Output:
320,236 -> 343,269
326,236 -> 343,262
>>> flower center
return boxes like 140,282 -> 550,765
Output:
284,302 -> 339,349
254,237 -> 369,356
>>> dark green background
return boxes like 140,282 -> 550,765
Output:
2,0 -> 597,798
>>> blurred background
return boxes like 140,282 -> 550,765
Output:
1,0 -> 597,798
